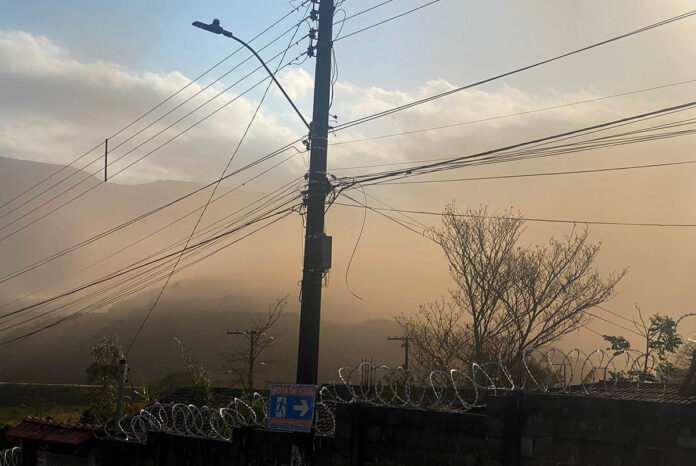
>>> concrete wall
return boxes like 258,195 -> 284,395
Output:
520,393 -> 696,466
331,404 -> 489,466
14,392 -> 696,465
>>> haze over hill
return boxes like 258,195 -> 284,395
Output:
1,153 -> 696,386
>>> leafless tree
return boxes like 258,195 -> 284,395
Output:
396,298 -> 470,371
405,204 -> 625,370
499,226 -> 626,364
224,297 -> 286,392
430,204 -> 524,363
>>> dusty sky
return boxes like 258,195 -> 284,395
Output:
0,0 -> 696,353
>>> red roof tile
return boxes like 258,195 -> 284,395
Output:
8,417 -> 100,446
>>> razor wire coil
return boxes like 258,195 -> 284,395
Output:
0,447 -> 20,466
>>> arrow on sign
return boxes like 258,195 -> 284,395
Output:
293,399 -> 310,417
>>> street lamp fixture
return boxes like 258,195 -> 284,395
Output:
192,19 -> 310,130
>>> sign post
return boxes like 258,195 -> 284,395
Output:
268,383 -> 316,433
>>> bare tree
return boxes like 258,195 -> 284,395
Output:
499,226 -> 626,364
224,297 -> 286,392
411,204 -> 625,369
396,298 -> 470,370
430,204 -> 524,363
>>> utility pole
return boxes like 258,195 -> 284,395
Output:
104,138 -> 108,182
387,336 -> 410,371
115,358 -> 126,420
296,0 -> 335,386
226,329 -> 259,392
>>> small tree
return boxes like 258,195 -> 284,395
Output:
82,334 -> 127,423
175,338 -> 211,404
395,299 -> 470,370
224,297 -> 286,392
603,307 -> 683,381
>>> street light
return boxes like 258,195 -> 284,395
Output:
192,19 -> 310,130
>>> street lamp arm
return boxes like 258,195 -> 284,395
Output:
193,20 -> 311,131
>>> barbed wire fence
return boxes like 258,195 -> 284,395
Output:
97,393 -> 336,443
0,447 -> 20,466
97,345 -> 682,444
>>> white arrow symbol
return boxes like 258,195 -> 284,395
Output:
292,399 -> 310,417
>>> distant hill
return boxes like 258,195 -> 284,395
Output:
0,282 -> 403,385
0,155 -> 441,384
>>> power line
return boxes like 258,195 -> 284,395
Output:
5,6 -> 692,250
0,1 -> 311,213
330,78 -> 696,148
334,101 -> 696,186
334,201 -> 696,228
335,0 -> 441,42
0,207 -> 298,349
333,9 -> 696,132
585,311 -> 643,338
0,139 -> 303,285
0,202 -> 300,325
0,42 -> 309,238
0,179 -> 303,324
124,12 -> 309,356
0,158 -> 303,315
5,6 -> 691,328
364,158 -> 696,185
0,187 -> 302,333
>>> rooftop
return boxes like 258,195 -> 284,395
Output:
8,417 -> 100,446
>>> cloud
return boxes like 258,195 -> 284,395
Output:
0,30 -> 304,184
0,29 -> 680,186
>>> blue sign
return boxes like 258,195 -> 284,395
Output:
268,383 -> 316,432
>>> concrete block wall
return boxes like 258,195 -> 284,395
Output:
520,393 -> 696,466
331,404 -> 489,466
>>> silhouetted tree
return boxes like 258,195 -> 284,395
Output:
175,338 -> 211,404
82,334 -> 127,423
603,306 -> 683,381
400,204 -> 625,371
224,297 -> 286,392
396,299 -> 470,371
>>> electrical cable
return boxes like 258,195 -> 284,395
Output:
329,78 -> 696,148
334,0 -> 441,42
334,201 -> 696,228
124,8 -> 309,356
332,9 -> 696,132
4,8 -> 696,334
0,207 -> 298,349
0,1 -> 311,212
334,101 -> 696,186
0,41 -> 308,238
366,158 -> 696,186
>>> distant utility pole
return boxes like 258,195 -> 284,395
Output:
104,138 -> 108,182
387,336 -> 410,371
115,358 -> 126,419
226,328 -> 261,392
296,0 -> 335,387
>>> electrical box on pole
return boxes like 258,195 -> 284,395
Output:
322,235 -> 332,271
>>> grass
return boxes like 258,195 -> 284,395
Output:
0,404 -> 87,426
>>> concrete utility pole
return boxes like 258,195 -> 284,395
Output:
296,0 -> 335,386
104,139 -> 108,182
226,329 -> 260,392
387,336 -> 411,371
115,358 -> 126,420
192,1 -> 334,387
